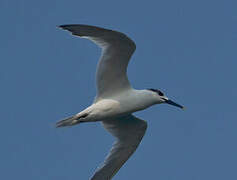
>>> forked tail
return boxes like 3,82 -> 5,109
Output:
56,113 -> 89,128
56,116 -> 78,127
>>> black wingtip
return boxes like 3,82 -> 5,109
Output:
57,24 -> 68,29
58,24 -> 81,28
57,25 -> 75,35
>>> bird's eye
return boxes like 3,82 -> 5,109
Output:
147,88 -> 164,96
158,90 -> 164,96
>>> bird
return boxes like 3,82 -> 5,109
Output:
56,24 -> 184,180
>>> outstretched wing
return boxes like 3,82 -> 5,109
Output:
59,24 -> 136,99
90,115 -> 147,180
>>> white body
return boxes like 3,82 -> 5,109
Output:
57,24 -> 182,180
77,89 -> 158,122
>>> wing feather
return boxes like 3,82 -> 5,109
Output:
90,115 -> 147,180
59,24 -> 136,99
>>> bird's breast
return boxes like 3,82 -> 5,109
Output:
90,90 -> 156,121
89,99 -> 122,120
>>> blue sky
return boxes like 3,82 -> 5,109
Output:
1,0 -> 237,179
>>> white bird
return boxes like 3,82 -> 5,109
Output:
56,24 -> 184,180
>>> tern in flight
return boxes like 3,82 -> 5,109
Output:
56,24 -> 184,180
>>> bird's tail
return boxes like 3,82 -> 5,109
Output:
56,113 -> 89,128
56,116 -> 79,128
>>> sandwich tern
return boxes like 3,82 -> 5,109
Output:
56,24 -> 184,180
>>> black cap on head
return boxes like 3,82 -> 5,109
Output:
148,89 -> 164,96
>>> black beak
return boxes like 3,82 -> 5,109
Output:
165,99 -> 184,109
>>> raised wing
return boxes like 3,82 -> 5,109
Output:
90,115 -> 147,180
59,24 -> 136,99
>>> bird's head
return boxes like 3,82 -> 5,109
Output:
147,89 -> 184,109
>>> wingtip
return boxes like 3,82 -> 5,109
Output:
57,24 -> 80,35
57,25 -> 75,35
58,24 -> 80,28
57,24 -> 68,30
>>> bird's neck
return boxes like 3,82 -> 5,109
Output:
119,89 -> 157,113
136,89 -> 157,105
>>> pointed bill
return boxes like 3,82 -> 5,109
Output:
165,99 -> 184,109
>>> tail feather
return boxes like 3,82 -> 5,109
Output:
56,113 -> 89,128
56,116 -> 78,128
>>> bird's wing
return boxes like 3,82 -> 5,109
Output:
90,115 -> 147,180
59,24 -> 136,99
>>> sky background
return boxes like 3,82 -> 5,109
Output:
1,0 -> 237,179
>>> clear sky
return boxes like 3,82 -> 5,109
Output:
1,0 -> 237,179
